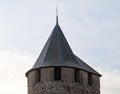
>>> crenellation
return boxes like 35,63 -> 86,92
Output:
41,67 -> 54,81
28,70 -> 37,87
92,74 -> 100,89
27,68 -> 100,94
61,67 -> 74,81
80,70 -> 88,86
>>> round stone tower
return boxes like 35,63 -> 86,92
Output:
25,15 -> 101,94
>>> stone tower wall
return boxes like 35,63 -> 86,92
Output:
61,67 -> 74,81
41,67 -> 54,81
27,67 -> 100,94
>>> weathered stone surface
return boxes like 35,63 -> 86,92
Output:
41,67 -> 54,81
27,67 -> 100,94
61,67 -> 74,81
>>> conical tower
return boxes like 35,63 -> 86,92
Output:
26,13 -> 101,94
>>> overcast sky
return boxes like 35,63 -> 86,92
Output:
0,0 -> 120,94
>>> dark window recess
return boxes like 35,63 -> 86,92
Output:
36,70 -> 41,82
54,67 -> 61,80
80,72 -> 83,85
88,73 -> 92,86
75,68 -> 80,82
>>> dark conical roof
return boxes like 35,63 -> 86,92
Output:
32,24 -> 77,68
26,21 -> 101,76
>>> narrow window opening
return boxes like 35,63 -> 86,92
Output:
36,69 -> 41,82
75,68 -> 80,82
54,67 -> 61,80
80,72 -> 83,85
88,73 -> 92,86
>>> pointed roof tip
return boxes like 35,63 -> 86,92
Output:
56,6 -> 58,25
25,8 -> 101,77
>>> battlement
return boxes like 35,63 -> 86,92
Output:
27,67 -> 100,94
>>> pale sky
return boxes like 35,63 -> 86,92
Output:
0,0 -> 120,94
